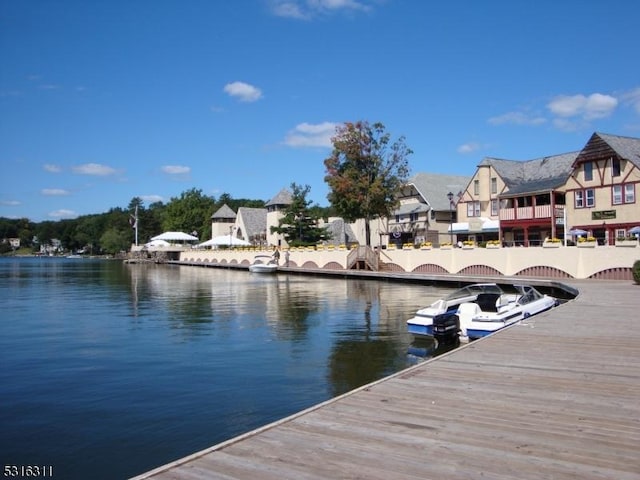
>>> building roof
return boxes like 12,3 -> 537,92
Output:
325,218 -> 357,245
236,207 -> 267,239
479,151 -> 578,196
573,132 -> 640,168
265,188 -> 292,207
210,203 -> 237,220
407,173 -> 472,211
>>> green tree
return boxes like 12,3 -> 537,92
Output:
270,183 -> 329,246
324,121 -> 412,246
163,188 -> 214,240
100,227 -> 130,254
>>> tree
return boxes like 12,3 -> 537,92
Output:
163,188 -> 215,240
100,227 -> 130,254
270,183 -> 329,247
324,121 -> 412,246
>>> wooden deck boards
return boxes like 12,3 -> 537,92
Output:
132,280 -> 640,480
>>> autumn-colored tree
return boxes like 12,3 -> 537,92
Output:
324,121 -> 412,246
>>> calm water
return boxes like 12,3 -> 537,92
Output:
0,257 -> 457,479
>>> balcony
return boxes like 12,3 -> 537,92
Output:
500,205 -> 563,221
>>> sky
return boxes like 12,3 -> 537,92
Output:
1,0 -> 640,222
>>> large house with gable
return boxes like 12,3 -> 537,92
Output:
455,132 -> 640,247
564,132 -> 640,244
459,151 -> 578,246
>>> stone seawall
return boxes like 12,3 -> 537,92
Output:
178,244 -> 639,280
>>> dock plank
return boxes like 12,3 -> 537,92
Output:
132,280 -> 640,480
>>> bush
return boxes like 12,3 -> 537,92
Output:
633,260 -> 640,285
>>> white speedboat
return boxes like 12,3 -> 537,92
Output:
433,284 -> 558,341
248,255 -> 278,273
407,283 -> 505,336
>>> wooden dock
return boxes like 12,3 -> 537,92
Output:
132,280 -> 640,480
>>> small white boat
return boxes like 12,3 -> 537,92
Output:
432,284 -> 558,341
407,283 -> 505,336
248,255 -> 278,273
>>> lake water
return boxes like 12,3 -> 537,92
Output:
0,257 -> 457,479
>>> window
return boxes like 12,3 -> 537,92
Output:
395,214 -> 400,223
584,161 -> 593,181
624,184 -> 635,203
491,199 -> 498,216
575,190 -> 584,208
466,201 -> 481,217
409,212 -> 419,222
585,188 -> 595,207
474,180 -> 479,195
612,158 -> 621,177
612,185 -> 623,205
490,177 -> 497,194
613,184 -> 635,205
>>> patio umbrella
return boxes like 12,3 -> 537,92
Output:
628,226 -> 640,235
151,231 -> 199,242
568,228 -> 588,236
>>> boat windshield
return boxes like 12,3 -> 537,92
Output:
445,284 -> 503,301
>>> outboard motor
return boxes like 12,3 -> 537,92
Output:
433,312 -> 460,341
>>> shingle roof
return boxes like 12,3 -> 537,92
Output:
210,203 -> 237,220
575,132 -> 640,168
265,188 -> 292,207
237,207 -> 267,239
408,173 -> 472,211
480,151 -> 578,196
325,218 -> 356,245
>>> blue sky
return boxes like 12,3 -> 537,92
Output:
1,0 -> 640,222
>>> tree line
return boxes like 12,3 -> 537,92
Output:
1,121 -> 413,254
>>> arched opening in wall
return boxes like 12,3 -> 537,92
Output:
589,268 -> 632,280
379,262 -> 404,272
240,259 -> 250,266
412,264 -> 448,274
302,261 -> 319,269
322,261 -> 344,270
457,265 -> 503,276
515,266 -> 571,278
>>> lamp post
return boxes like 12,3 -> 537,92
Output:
447,191 -> 454,245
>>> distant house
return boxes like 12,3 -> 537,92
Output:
210,204 -> 237,238
236,207 -> 268,246
564,132 -> 640,244
265,188 -> 292,247
389,173 -> 470,246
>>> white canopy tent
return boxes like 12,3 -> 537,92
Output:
151,231 -> 199,242
144,239 -> 170,248
198,235 -> 251,248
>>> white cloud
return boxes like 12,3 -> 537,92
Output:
72,163 -> 117,176
161,165 -> 191,175
49,209 -> 77,219
457,142 -> 482,154
141,194 -> 164,204
488,111 -> 546,126
1,200 -> 21,206
223,81 -> 263,102
43,163 -> 62,173
41,188 -> 70,196
547,93 -> 618,120
270,0 -> 372,19
283,121 -> 337,148
621,87 -> 640,114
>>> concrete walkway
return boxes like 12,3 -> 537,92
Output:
132,279 -> 640,480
